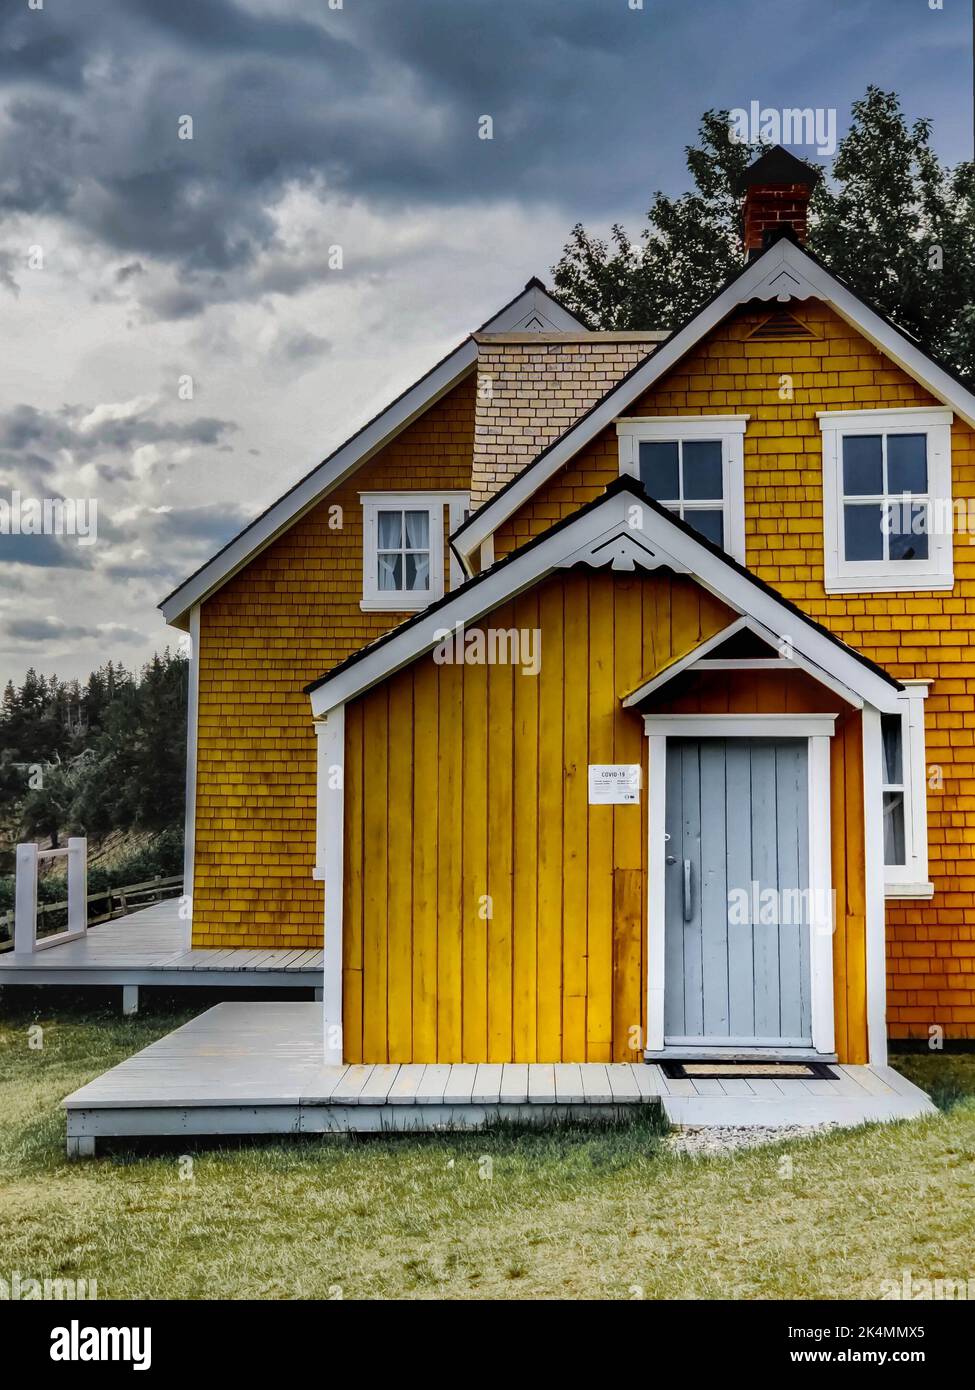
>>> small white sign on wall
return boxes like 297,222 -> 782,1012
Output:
588,764 -> 642,805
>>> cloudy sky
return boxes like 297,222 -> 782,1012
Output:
0,0 -> 970,686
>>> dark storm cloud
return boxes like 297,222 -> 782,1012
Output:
0,533 -> 92,570
6,617 -> 96,642
1,0 -> 968,318
0,0 -> 691,286
0,403 -> 237,461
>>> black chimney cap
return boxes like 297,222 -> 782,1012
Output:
732,145 -> 822,194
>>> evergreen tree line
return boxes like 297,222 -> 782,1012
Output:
0,651 -> 188,856
552,87 -> 975,380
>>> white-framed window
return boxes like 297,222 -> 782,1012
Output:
616,416 -> 748,562
882,681 -> 933,899
360,491 -> 468,612
819,408 -> 953,593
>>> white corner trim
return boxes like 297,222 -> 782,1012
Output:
455,238 -> 975,562
808,735 -> 836,1056
316,710 -> 345,1064
160,281 -> 575,627
181,605 -> 201,944
862,706 -> 889,1066
642,713 -> 837,739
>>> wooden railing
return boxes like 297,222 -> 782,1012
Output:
14,838 -> 87,954
0,863 -> 182,954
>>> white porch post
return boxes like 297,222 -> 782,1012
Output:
66,837 -> 88,938
861,706 -> 889,1065
316,710 -> 346,1065
14,842 -> 38,956
181,604 -> 201,947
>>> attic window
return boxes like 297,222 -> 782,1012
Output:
616,416 -> 748,563
746,310 -> 817,340
359,491 -> 469,612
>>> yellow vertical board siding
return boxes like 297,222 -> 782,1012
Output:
411,660 -> 439,1061
192,377 -> 475,950
347,568 -> 735,1062
386,676 -> 414,1060
492,300 -> 975,1040
561,573 -> 590,1059
612,579 -> 647,1057
360,689 -> 389,1064
535,582 -> 566,1059
461,654 -> 489,1061
436,659 -> 464,1060
486,653 -> 515,1061
511,591 -> 540,1060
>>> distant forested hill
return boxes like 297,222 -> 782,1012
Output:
0,651 -> 188,862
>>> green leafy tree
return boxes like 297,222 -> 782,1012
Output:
552,87 -> 975,379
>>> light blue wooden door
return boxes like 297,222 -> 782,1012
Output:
663,738 -> 812,1048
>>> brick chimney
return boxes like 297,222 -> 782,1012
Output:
733,145 -> 821,258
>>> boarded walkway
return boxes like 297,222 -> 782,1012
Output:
0,901 -> 322,1007
62,1002 -> 936,1156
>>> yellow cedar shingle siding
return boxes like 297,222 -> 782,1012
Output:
192,378 -> 476,949
494,302 -> 975,1040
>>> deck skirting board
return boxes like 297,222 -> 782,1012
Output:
60,1003 -> 938,1156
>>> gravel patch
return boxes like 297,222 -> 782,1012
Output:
666,1123 -> 838,1156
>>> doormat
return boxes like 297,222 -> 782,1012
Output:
660,1060 -> 838,1081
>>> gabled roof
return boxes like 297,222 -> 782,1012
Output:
159,279 -> 586,629
452,236 -> 975,562
306,475 -> 902,718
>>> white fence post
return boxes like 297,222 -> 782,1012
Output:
67,837 -> 88,937
14,842 -> 39,955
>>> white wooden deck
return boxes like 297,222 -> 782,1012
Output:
61,1002 -> 937,1156
0,901 -> 322,997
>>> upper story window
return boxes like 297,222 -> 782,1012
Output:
881,682 -> 933,899
616,417 -> 748,562
819,408 -> 953,593
360,491 -> 468,612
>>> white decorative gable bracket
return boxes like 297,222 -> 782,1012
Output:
558,524 -> 690,575
750,264 -> 822,303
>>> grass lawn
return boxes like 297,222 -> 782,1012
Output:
1,992 -> 974,1301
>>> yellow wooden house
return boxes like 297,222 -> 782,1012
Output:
161,147 -> 975,1071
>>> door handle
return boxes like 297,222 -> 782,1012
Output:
683,859 -> 693,922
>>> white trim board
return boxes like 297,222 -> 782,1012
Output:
181,605 -> 200,945
316,709 -> 345,1065
453,238 -> 975,561
159,281 -> 582,629
308,482 -> 902,718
